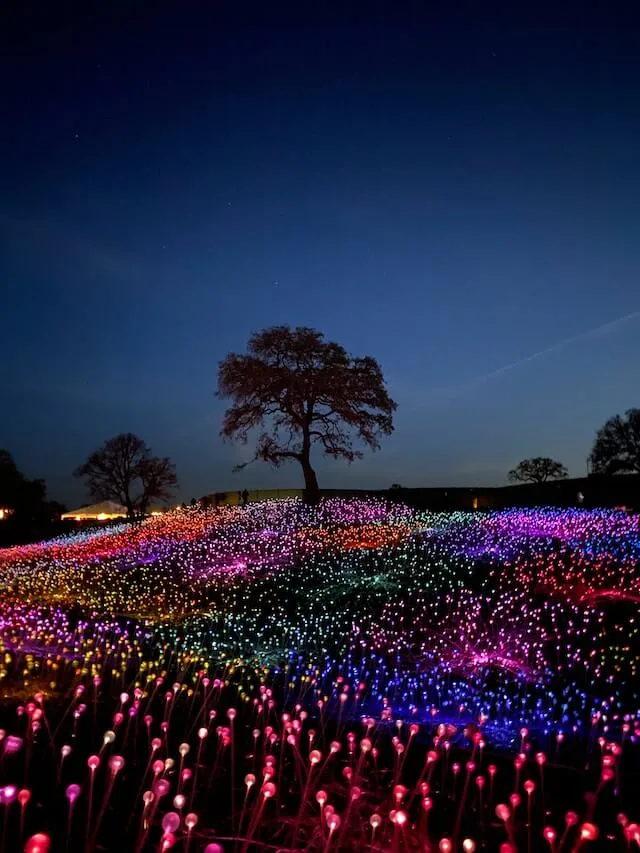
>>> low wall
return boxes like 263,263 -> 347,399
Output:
201,476 -> 639,512
202,489 -> 303,506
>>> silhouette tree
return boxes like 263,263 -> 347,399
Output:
0,449 -> 48,515
508,457 -> 568,484
217,325 -> 397,504
590,409 -> 640,475
0,450 -> 27,511
74,433 -> 177,518
0,450 -> 62,544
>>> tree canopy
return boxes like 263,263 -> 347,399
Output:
590,408 -> 640,475
508,457 -> 568,484
217,325 -> 397,503
74,433 -> 177,517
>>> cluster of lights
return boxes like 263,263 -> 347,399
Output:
0,499 -> 638,849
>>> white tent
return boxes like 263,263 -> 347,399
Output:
61,500 -> 129,521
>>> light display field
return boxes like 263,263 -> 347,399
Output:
1,498 -> 640,851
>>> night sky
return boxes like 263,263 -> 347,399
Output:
2,2 -> 639,507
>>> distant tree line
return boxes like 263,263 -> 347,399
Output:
0,450 -> 66,545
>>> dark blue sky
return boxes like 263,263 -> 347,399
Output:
2,2 -> 639,506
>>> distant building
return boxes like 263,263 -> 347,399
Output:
61,500 -> 129,521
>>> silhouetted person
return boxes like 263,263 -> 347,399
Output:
241,489 -> 249,507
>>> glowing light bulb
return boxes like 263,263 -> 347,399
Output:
496,804 -> 511,822
108,755 -> 125,774
65,784 -> 81,803
161,812 -> 181,834
25,834 -> 52,853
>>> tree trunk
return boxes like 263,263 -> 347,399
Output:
300,420 -> 320,505
301,456 -> 320,505
124,494 -> 135,520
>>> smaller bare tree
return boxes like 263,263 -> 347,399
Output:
74,433 -> 177,518
508,457 -> 568,484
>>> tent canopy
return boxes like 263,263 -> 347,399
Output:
61,500 -> 129,520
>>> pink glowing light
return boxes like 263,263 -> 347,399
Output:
161,812 -> 181,834
65,784 -> 81,803
24,835 -> 52,853
108,754 -> 125,774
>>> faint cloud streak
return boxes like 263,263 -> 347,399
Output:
424,309 -> 640,408
470,310 -> 640,386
